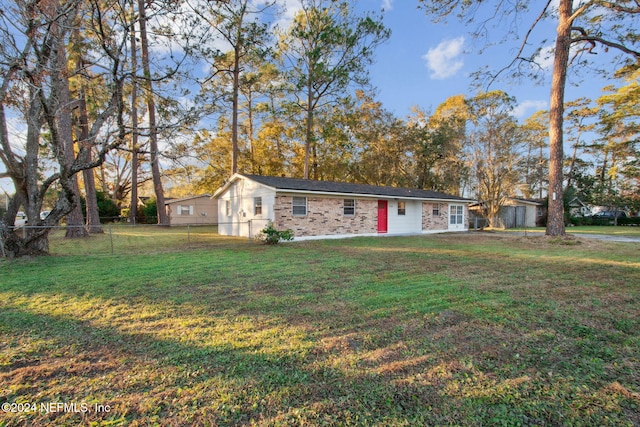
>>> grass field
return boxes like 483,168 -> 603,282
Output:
1,229 -> 639,426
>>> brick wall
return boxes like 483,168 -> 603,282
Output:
422,202 -> 449,231
274,195 -> 377,237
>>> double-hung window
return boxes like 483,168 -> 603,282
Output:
397,201 -> 406,216
343,199 -> 355,216
450,205 -> 464,225
432,204 -> 440,216
254,197 -> 262,215
177,205 -> 193,215
225,200 -> 231,216
292,197 -> 307,216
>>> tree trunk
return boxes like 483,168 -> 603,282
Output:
138,0 -> 168,225
77,59 -> 103,233
129,13 -> 139,224
303,69 -> 315,180
231,45 -> 240,175
546,0 -> 571,236
58,29 -> 88,239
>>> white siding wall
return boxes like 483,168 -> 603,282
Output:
387,199 -> 422,234
217,178 -> 276,237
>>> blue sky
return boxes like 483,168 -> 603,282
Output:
356,0 -> 617,120
0,0 -> 626,196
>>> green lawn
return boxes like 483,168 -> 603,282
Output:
1,231 -> 639,426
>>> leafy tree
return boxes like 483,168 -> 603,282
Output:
419,0 -> 640,236
250,69 -> 296,177
188,0 -> 275,176
520,110 -> 549,199
564,98 -> 597,192
0,0 -> 128,257
192,125 -> 235,192
408,96 -> 469,195
465,91 -> 525,227
277,0 -> 389,179
80,191 -> 120,223
144,198 -> 158,224
597,67 -> 640,211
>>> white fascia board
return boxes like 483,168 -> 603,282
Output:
212,174 -> 245,198
277,189 -> 472,204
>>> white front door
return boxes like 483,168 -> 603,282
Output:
448,204 -> 465,230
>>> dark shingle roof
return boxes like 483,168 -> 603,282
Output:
242,174 -> 471,202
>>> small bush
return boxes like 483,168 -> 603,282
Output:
257,222 -> 294,244
570,216 -> 588,226
619,216 -> 640,226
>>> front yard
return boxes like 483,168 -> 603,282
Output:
1,231 -> 639,426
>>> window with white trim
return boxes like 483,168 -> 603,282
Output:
254,197 -> 262,215
177,205 -> 193,215
432,204 -> 440,216
225,200 -> 231,216
449,205 -> 464,225
343,199 -> 355,216
292,197 -> 307,216
397,201 -> 406,216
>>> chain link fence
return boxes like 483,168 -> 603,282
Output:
2,224 -> 253,256
2,218 -> 283,256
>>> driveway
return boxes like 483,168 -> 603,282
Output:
487,230 -> 640,243
570,233 -> 640,243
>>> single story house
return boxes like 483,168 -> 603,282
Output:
164,195 -> 218,226
213,174 -> 473,240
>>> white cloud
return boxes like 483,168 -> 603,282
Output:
548,0 -> 584,16
272,0 -> 303,32
513,100 -> 548,118
423,37 -> 465,80
381,0 -> 394,11
533,45 -> 555,72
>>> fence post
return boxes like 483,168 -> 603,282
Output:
109,224 -> 114,255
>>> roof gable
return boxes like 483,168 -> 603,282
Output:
239,174 -> 471,202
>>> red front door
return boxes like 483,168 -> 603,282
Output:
377,200 -> 388,233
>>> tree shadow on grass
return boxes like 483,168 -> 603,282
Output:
2,299 -> 638,426
1,304 -> 461,426
2,236 -> 639,425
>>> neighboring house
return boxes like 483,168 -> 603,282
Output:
213,174 -> 473,240
164,195 -> 218,226
500,198 -> 546,228
470,197 -> 546,228
568,197 -> 591,217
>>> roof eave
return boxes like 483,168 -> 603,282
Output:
276,188 -> 472,203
